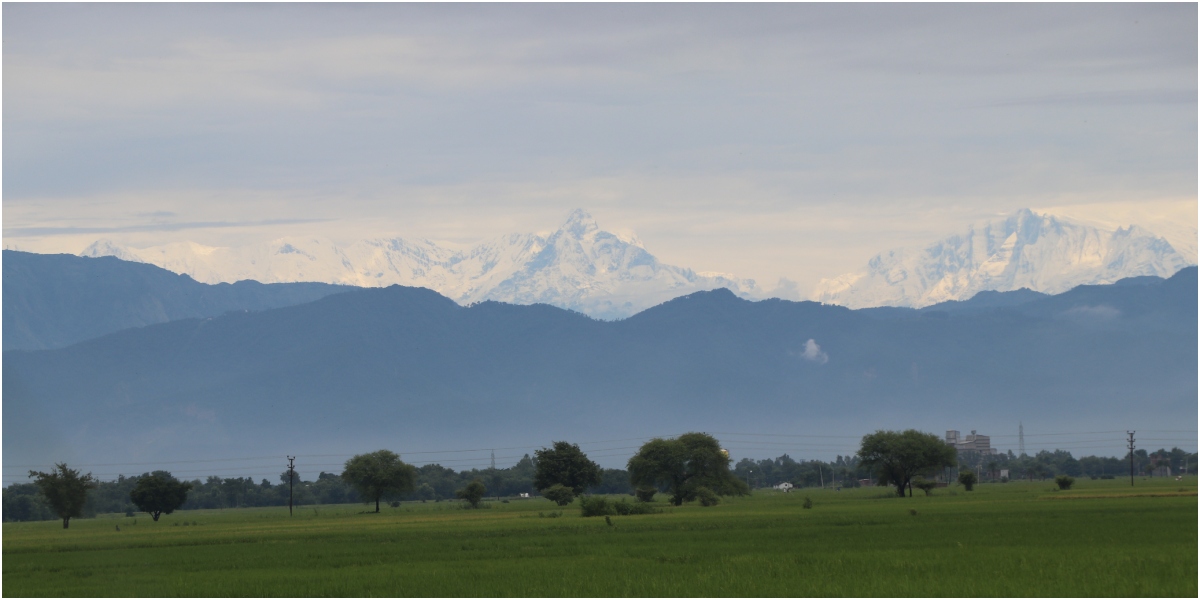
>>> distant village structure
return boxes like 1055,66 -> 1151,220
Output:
946,430 -> 998,455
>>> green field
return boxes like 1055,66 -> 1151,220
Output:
4,477 -> 1196,597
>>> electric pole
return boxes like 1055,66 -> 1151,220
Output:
1018,422 -> 1025,457
490,450 -> 496,470
1126,432 -> 1135,486
287,456 -> 296,516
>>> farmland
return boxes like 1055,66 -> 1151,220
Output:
3,477 -> 1195,597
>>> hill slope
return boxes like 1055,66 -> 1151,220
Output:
5,269 -> 1194,469
2,250 -> 352,350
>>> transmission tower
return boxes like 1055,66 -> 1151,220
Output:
490,450 -> 496,470
1018,422 -> 1025,457
1127,431 -> 1136,486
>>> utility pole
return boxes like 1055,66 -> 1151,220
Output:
287,456 -> 296,516
1018,422 -> 1025,458
490,450 -> 496,470
1126,432 -> 1135,486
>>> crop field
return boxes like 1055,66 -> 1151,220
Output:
4,477 -> 1196,597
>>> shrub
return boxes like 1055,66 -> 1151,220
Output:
695,487 -> 720,507
579,495 -> 614,517
612,499 -> 658,515
389,501 -> 400,508
542,484 -> 576,507
1055,475 -> 1075,491
635,487 -> 657,503
802,496 -> 813,509
912,477 -> 937,496
958,470 -> 978,491
456,479 -> 486,508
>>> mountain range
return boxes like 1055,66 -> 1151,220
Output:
81,209 -> 763,320
77,208 -> 1193,316
812,209 -> 1193,308
5,251 -> 1194,470
3,251 -> 350,351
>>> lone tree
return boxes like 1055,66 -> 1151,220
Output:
130,471 -> 193,521
859,430 -> 957,497
456,479 -> 487,508
958,469 -> 978,491
541,483 -> 576,506
28,463 -> 98,529
627,432 -> 748,506
341,450 -> 417,513
911,476 -> 938,496
534,441 -> 602,504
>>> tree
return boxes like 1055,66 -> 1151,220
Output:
911,477 -> 937,496
858,430 -> 957,497
1055,475 -> 1075,491
627,432 -> 749,506
341,450 -> 417,513
130,471 -> 193,521
28,463 -> 98,529
958,469 -> 978,491
456,479 -> 486,508
542,484 -> 576,506
534,441 -> 602,501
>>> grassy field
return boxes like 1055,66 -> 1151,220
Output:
4,477 -> 1196,597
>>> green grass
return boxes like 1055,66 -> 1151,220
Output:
4,477 -> 1196,597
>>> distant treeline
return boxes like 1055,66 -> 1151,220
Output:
732,447 -> 1196,489
4,447 -> 1194,523
2,454 -> 628,522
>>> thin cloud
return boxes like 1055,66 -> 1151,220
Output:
4,218 -> 331,237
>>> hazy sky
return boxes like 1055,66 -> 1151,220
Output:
4,3 -> 1196,291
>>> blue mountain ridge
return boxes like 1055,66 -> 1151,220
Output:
3,253 -> 1194,470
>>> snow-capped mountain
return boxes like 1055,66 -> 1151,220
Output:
811,208 -> 1193,308
81,210 -> 763,320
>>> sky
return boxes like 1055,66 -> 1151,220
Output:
4,3 -> 1197,293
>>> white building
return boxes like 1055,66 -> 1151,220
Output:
946,430 -> 998,455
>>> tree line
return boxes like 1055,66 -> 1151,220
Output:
4,430 -> 1194,525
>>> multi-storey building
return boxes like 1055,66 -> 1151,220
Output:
945,430 -> 997,455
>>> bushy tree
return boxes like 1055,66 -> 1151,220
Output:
859,430 -> 957,497
542,483 -> 576,506
627,433 -> 748,506
578,495 -> 613,517
534,441 -> 602,496
341,450 -> 417,513
912,477 -> 938,496
456,479 -> 486,508
130,471 -> 193,521
1055,475 -> 1075,491
28,463 -> 98,529
958,469 -> 978,491
694,486 -> 720,507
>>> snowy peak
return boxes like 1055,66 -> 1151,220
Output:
558,208 -> 601,240
812,209 -> 1192,308
79,210 -> 762,320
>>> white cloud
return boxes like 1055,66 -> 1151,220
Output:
801,339 -> 829,365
